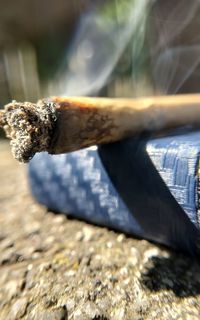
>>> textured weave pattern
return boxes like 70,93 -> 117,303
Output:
29,147 -> 142,236
147,132 -> 200,227
28,131 -> 200,253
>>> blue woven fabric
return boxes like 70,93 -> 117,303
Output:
28,131 -> 200,255
147,132 -> 200,226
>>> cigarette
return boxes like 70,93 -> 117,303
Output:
1,94 -> 200,163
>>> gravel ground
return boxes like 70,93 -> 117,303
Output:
1,140 -> 200,320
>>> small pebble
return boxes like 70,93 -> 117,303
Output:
7,297 -> 28,319
30,306 -> 67,320
117,234 -> 125,242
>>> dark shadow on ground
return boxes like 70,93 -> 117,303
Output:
140,253 -> 200,297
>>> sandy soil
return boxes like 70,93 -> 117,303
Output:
0,140 -> 200,320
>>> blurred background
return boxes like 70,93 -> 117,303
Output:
0,0 -> 200,106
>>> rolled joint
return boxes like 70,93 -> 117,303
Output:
0,100 -> 57,162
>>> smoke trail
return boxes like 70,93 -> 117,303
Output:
153,45 -> 200,94
58,0 -> 154,96
151,0 -> 199,53
151,0 -> 200,94
44,0 -> 200,97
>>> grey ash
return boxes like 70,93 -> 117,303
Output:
0,100 -> 57,162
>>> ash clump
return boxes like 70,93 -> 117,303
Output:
0,100 -> 56,162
